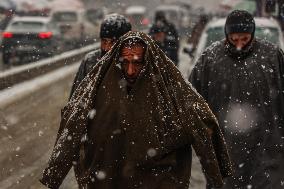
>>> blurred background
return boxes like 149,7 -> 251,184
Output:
0,0 -> 283,188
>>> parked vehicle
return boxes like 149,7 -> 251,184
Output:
0,9 -> 14,46
1,16 -> 63,64
8,0 -> 50,16
184,17 -> 284,64
85,8 -> 107,25
50,8 -> 98,48
125,5 -> 150,32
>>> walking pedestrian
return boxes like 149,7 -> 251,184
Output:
40,31 -> 232,189
190,10 -> 284,189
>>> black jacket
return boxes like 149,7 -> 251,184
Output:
70,49 -> 101,98
190,39 -> 284,189
149,21 -> 179,65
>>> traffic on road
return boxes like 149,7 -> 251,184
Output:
1,0 -> 284,189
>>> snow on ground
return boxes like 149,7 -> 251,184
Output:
0,63 -> 79,108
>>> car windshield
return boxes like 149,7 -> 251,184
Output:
8,21 -> 46,32
52,12 -> 78,22
86,9 -> 103,21
205,26 -> 279,48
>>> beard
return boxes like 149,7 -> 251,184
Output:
125,76 -> 136,85
225,39 -> 255,60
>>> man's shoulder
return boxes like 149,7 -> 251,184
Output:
78,49 -> 101,74
255,38 -> 279,53
84,49 -> 101,63
202,40 -> 224,58
194,40 -> 225,69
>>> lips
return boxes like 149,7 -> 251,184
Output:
126,77 -> 136,84
124,75 -> 137,83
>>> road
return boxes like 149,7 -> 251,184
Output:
0,67 -> 78,188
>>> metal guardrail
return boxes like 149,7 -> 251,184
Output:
0,43 -> 100,90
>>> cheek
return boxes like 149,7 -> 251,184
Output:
122,64 -> 128,72
101,42 -> 113,50
136,65 -> 143,73
101,43 -> 107,50
245,38 -> 251,43
229,38 -> 236,45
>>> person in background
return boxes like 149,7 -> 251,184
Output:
185,14 -> 209,55
70,13 -> 132,97
47,13 -> 131,188
149,11 -> 179,65
190,10 -> 284,189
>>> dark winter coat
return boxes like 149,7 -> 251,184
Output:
70,49 -> 101,98
40,31 -> 232,189
149,21 -> 179,65
190,39 -> 284,189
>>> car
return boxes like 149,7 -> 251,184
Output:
125,5 -> 150,32
50,8 -> 98,48
85,8 -> 107,26
1,16 -> 63,64
13,0 -> 50,16
185,17 -> 284,64
0,10 -> 13,46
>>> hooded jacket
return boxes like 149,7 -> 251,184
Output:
40,31 -> 232,189
149,19 -> 179,65
190,39 -> 284,188
70,14 -> 132,98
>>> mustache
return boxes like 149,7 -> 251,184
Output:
124,74 -> 137,83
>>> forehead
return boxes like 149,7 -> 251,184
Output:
229,33 -> 252,38
121,37 -> 146,48
102,38 -> 115,42
121,43 -> 145,54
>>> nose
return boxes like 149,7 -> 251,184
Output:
236,40 -> 245,49
127,63 -> 135,76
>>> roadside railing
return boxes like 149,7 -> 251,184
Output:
0,43 -> 100,90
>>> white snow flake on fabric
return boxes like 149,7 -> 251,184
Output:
96,170 -> 106,180
247,184 -> 252,189
224,103 -> 258,133
147,148 -> 157,157
88,109 -> 97,119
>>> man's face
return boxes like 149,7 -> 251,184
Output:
228,33 -> 252,50
120,43 -> 145,85
101,38 -> 117,54
153,32 -> 166,43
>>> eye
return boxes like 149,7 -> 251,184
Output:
230,37 -> 236,42
133,60 -> 143,65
